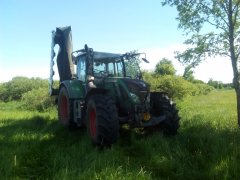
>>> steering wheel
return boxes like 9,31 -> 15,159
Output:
94,69 -> 107,76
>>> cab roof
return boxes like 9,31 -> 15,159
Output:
75,51 -> 123,63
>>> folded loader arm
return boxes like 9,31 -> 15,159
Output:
49,26 -> 75,96
49,31 -> 56,96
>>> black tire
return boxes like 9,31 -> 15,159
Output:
150,92 -> 180,135
87,95 -> 119,146
58,86 -> 76,128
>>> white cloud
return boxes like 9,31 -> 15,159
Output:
0,67 -> 49,82
139,44 -> 233,83
139,44 -> 187,75
0,57 -> 59,83
0,44 -> 233,83
194,57 -> 233,83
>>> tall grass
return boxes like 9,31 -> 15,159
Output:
0,90 -> 239,179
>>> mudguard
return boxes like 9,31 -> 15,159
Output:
60,80 -> 86,99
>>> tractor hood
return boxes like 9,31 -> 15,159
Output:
102,77 -> 150,103
121,78 -> 150,103
53,26 -> 75,82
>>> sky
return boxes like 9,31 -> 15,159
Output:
0,0 -> 233,83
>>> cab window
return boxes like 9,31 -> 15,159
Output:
77,56 -> 86,82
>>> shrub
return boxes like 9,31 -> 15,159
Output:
0,83 -> 9,102
143,73 -> 214,100
0,77 -> 49,102
21,88 -> 55,112
193,83 -> 215,96
154,75 -> 197,99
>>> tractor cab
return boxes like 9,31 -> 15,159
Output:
74,51 -> 124,82
73,47 -> 148,93
73,49 -> 145,80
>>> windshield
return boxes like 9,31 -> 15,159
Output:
93,59 -> 124,77
124,59 -> 141,79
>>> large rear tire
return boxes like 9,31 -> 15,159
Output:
87,95 -> 119,146
150,92 -> 180,135
58,86 -> 76,128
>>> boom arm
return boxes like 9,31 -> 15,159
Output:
49,26 -> 75,96
49,31 -> 57,96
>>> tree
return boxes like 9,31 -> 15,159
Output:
208,78 -> 224,89
162,0 -> 240,127
155,58 -> 176,75
183,64 -> 195,82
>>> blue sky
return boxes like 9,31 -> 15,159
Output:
0,0 -> 233,83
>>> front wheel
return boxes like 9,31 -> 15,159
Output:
87,95 -> 119,146
58,86 -> 76,128
150,92 -> 180,135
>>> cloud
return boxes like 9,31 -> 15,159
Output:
0,44 -> 233,83
0,67 -> 49,82
194,56 -> 233,83
139,44 -> 187,75
0,57 -> 59,83
139,44 -> 233,83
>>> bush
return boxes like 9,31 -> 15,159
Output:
153,75 -> 197,99
0,77 -> 49,102
143,73 -> 214,100
193,83 -> 215,96
21,88 -> 55,112
0,83 -> 9,102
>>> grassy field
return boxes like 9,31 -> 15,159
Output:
0,90 -> 239,179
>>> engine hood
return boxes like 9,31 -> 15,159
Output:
122,78 -> 149,91
121,78 -> 150,103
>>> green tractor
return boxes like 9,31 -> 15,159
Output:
49,26 -> 180,146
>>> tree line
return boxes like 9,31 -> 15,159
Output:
143,58 -> 216,99
0,76 -> 55,111
0,59 -> 231,112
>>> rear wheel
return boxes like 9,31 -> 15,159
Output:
87,95 -> 119,146
58,86 -> 76,127
150,92 -> 180,135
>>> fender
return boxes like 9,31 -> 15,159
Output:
60,79 -> 86,99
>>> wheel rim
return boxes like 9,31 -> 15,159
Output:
60,95 -> 68,124
89,108 -> 97,139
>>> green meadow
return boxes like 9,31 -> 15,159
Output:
0,90 -> 239,179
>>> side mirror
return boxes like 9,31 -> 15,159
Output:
142,58 -> 149,63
